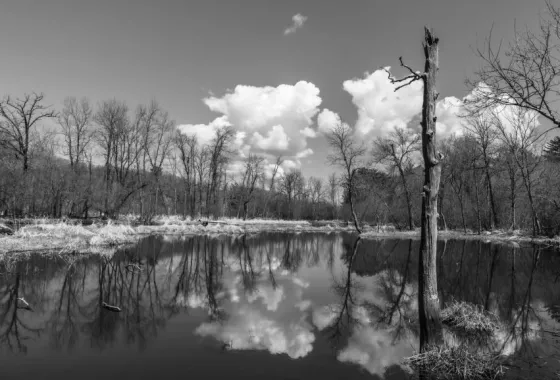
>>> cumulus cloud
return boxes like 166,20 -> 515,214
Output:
295,148 -> 313,159
176,115 -> 232,146
342,68 -> 466,140
178,81 -> 321,173
317,108 -> 343,134
251,125 -> 290,151
284,13 -> 308,35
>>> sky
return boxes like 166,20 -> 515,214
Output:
0,0 -> 547,179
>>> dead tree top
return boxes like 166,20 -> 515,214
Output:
383,28 -> 438,92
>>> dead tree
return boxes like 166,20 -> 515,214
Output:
385,27 -> 443,352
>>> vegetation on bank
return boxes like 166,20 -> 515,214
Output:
1,216 -> 559,256
404,301 -> 507,379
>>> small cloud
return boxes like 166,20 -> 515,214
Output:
296,148 -> 313,159
284,13 -> 308,35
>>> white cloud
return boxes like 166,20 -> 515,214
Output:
176,115 -> 231,146
295,148 -> 313,159
300,126 -> 317,138
179,81 -> 321,172
251,125 -> 290,151
317,108 -> 342,134
284,13 -> 308,35
342,68 -> 465,140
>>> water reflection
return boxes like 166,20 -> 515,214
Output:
0,233 -> 559,379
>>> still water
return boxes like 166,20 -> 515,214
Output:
0,232 -> 559,379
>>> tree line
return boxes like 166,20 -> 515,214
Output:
1,90 -> 560,234
0,95 -> 341,222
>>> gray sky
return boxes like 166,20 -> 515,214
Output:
0,0 -> 545,178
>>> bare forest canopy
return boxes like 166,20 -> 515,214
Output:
2,2 -> 560,236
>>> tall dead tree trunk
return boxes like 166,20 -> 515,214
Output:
418,28 -> 443,351
387,27 -> 443,352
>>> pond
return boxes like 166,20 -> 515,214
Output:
0,232 -> 559,379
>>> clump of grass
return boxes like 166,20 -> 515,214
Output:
441,301 -> 500,340
404,345 -> 506,380
89,222 -> 136,246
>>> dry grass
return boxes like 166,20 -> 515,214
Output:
441,301 -> 500,340
0,220 -> 138,256
404,345 -> 506,380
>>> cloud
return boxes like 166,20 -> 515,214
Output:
342,68 -> 465,140
179,81 -> 321,170
284,13 -> 308,35
295,148 -> 313,159
251,125 -> 290,151
176,115 -> 232,146
317,108 -> 342,134
300,126 -> 317,138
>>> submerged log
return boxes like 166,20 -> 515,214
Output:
16,297 -> 32,311
102,302 -> 122,312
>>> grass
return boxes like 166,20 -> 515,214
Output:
403,301 -> 508,379
0,217 -> 356,255
404,345 -> 506,380
0,220 -> 138,256
441,301 -> 500,341
2,215 -> 558,256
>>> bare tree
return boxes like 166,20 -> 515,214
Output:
463,114 -> 500,229
326,122 -> 366,233
175,131 -> 198,217
58,97 -> 93,170
144,104 -> 174,219
385,27 -> 443,351
493,107 -> 543,235
207,126 -> 235,217
308,176 -> 324,220
373,126 -> 420,230
280,170 -> 304,219
239,154 -> 265,220
467,1 -> 560,129
262,156 -> 282,218
328,173 -> 339,219
0,93 -> 57,172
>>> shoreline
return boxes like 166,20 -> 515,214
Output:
0,218 -> 558,257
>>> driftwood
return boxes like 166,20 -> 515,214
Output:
102,302 -> 122,312
16,297 -> 32,311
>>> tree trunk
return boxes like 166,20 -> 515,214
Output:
398,166 -> 414,230
348,170 -> 362,234
418,27 -> 443,352
483,152 -> 499,229
473,169 -> 482,234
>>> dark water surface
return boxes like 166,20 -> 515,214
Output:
1,232 -> 559,379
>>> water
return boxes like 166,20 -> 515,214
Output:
0,232 -> 559,379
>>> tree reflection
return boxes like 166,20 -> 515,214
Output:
324,237 -> 363,347
48,263 -> 88,351
0,272 -> 42,354
372,239 -> 416,342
